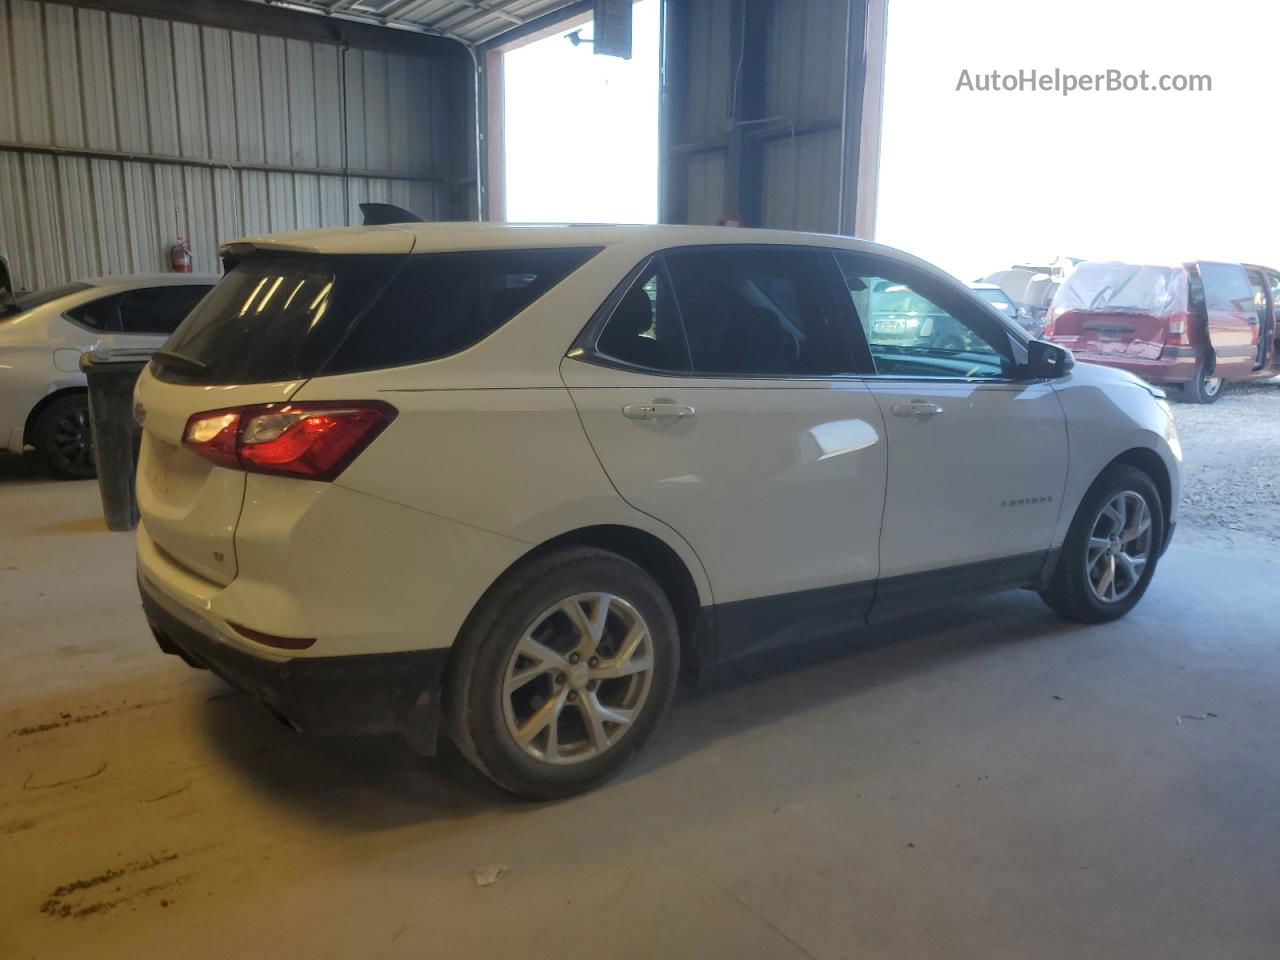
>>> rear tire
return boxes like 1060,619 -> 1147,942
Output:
1183,356 -> 1223,404
1040,464 -> 1164,624
447,547 -> 679,800
33,393 -> 96,480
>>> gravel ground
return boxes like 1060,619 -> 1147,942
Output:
1168,378 -> 1280,548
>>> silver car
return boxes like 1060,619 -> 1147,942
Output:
0,268 -> 215,478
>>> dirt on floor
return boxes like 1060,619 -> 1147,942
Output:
1168,380 -> 1280,549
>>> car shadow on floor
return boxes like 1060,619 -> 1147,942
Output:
197,586 -> 1086,823
0,452 -> 56,484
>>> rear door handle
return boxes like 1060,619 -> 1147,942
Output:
890,400 -> 944,420
623,400 -> 696,422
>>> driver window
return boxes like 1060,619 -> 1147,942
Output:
833,253 -> 1008,379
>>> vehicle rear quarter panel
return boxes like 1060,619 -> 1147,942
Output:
1050,365 -> 1182,545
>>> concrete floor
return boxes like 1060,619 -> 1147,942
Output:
3,456 -> 1279,960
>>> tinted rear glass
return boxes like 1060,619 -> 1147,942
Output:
2,282 -> 93,320
154,248 -> 599,385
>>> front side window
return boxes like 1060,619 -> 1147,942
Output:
592,247 -> 849,378
834,253 -> 1010,380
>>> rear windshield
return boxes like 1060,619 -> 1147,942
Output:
1054,263 -> 1188,317
1,282 -> 93,319
154,248 -> 600,385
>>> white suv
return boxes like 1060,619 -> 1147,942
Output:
134,224 -> 1181,798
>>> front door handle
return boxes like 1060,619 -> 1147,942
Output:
623,400 -> 696,422
890,400 -> 944,420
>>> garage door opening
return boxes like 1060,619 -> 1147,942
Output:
498,0 -> 660,224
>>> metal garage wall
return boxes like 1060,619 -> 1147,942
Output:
0,0 -> 470,290
663,0 -> 885,237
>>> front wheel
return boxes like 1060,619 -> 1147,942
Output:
447,548 -> 679,799
1040,464 -> 1164,624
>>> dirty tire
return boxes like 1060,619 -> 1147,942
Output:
1183,356 -> 1223,404
447,547 -> 679,800
34,393 -> 96,479
1040,464 -> 1164,624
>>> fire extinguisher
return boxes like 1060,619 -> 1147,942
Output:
170,237 -> 192,273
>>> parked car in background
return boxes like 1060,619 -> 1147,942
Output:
968,281 -> 1041,336
864,276 -> 972,350
1044,260 -> 1280,403
0,270 -> 216,477
136,223 -> 1180,799
983,260 -> 1078,328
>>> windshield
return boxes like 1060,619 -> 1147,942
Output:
1,282 -> 93,319
1053,263 -> 1188,316
971,287 -> 1018,318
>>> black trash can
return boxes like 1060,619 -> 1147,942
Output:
80,348 -> 153,531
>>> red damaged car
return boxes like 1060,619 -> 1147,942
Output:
1045,260 -> 1280,402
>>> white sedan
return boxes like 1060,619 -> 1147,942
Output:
133,223 -> 1181,798
0,272 -> 215,477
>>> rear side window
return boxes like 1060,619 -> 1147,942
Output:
66,293 -> 124,331
331,248 -> 599,374
1198,262 -> 1255,314
156,248 -> 598,385
118,285 -> 212,334
592,247 -> 849,378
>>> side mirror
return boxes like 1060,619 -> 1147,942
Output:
0,255 -> 15,313
1026,338 -> 1074,379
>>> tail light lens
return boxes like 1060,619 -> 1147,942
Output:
183,401 -> 396,481
1166,311 -> 1189,345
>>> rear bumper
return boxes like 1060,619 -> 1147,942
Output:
1061,351 -> 1198,385
139,572 -> 449,753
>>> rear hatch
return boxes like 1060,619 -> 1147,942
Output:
136,233 -> 416,584
1047,262 -> 1189,361
136,233 -> 602,587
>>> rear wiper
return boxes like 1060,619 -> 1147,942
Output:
152,349 -> 208,371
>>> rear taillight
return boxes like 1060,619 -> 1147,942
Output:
182,401 -> 396,481
1166,311 -> 1189,346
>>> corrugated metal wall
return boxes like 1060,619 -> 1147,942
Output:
663,0 -> 878,236
0,0 -> 471,290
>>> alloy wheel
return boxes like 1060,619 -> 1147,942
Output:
51,407 -> 94,474
501,593 -> 654,766
1085,490 -> 1153,603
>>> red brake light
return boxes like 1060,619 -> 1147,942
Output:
182,401 -> 396,480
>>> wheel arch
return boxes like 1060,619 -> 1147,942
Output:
454,523 -> 710,674
24,386 -> 88,447
1105,447 -> 1172,534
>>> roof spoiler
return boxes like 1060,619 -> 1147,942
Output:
359,203 -> 426,226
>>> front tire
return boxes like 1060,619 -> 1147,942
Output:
447,548 -> 679,800
33,393 -> 96,479
1040,464 -> 1164,624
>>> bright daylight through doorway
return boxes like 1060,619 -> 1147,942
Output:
502,0 -> 660,224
